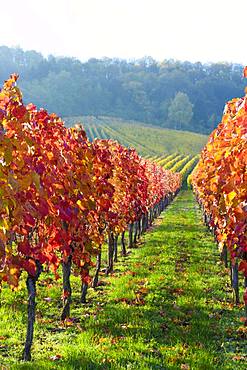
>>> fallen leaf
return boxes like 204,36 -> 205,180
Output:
50,354 -> 62,361
232,355 -> 247,361
181,364 -> 190,370
43,297 -> 52,302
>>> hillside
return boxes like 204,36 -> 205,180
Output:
1,46 -> 244,134
64,116 -> 208,156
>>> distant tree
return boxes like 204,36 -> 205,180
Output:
167,92 -> 193,130
0,46 -> 245,133
159,100 -> 170,123
207,113 -> 219,131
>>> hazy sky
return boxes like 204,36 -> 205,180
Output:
1,0 -> 246,64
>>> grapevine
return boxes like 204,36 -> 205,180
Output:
0,74 -> 181,360
192,67 -> 247,313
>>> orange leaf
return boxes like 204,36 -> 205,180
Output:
239,317 -> 247,323
243,66 -> 247,78
47,152 -> 54,160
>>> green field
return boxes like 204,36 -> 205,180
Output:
0,190 -> 246,369
64,116 -> 208,156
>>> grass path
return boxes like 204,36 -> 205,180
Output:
0,190 -> 246,369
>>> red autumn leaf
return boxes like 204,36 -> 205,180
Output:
23,259 -> 36,276
36,253 -> 47,264
18,241 -> 31,255
12,105 -> 27,119
23,213 -> 36,228
62,290 -> 70,299
239,261 -> 247,276
37,199 -> 49,217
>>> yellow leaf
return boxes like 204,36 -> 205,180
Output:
226,191 -> 237,206
99,337 -> 108,343
224,149 -> 232,158
0,218 -> 9,232
76,199 -> 86,211
10,267 -> 19,275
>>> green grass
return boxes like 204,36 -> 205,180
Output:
64,116 -> 208,156
0,191 -> 246,369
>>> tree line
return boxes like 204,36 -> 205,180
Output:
0,45 -> 245,134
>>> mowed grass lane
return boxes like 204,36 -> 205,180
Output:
0,190 -> 246,369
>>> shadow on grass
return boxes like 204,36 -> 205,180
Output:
39,298 -> 225,370
2,191 -> 231,369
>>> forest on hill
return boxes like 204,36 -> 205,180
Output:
0,45 -> 245,134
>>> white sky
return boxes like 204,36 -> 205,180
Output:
1,0 -> 246,64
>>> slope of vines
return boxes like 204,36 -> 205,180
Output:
64,116 -> 208,156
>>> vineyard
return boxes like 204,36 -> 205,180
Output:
0,68 -> 246,370
64,116 -> 207,156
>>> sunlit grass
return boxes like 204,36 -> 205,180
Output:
0,190 -> 246,369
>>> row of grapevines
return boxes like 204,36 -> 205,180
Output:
163,153 -> 184,169
179,155 -> 199,184
156,152 -> 177,166
155,153 -> 168,164
192,67 -> 247,316
104,122 -> 153,155
0,74 -> 181,360
169,154 -> 191,173
154,153 -> 197,186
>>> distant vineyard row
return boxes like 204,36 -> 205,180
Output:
148,152 -> 199,185
64,116 -> 208,156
